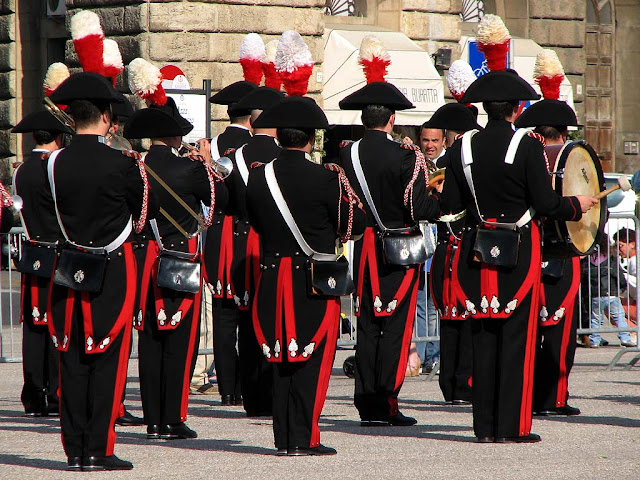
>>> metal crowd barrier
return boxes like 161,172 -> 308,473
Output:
0,228 -> 24,362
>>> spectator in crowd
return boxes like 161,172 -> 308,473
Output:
581,236 -> 637,348
614,228 -> 637,342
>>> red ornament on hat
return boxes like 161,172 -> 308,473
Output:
102,39 -> 124,86
262,40 -> 282,90
127,58 -> 167,106
275,31 -> 314,97
476,14 -> 511,72
239,33 -> 265,85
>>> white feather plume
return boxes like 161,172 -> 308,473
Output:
447,60 -> 477,97
534,49 -> 565,79
358,35 -> 390,63
275,31 -> 313,73
43,63 -> 70,93
240,33 -> 265,61
127,58 -> 162,96
476,14 -> 510,44
103,39 -> 123,69
263,40 -> 279,63
70,10 -> 103,40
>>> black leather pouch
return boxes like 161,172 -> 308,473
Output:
18,241 -> 57,278
472,226 -> 520,268
53,246 -> 107,292
541,259 -> 565,278
380,226 -> 428,266
308,257 -> 354,296
157,250 -> 201,294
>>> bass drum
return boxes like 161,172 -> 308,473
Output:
542,140 -> 606,260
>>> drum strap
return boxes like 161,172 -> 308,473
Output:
461,130 -> 535,229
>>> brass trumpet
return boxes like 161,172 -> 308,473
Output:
43,97 -> 75,132
181,141 -> 234,179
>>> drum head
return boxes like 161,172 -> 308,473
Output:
554,141 -> 605,255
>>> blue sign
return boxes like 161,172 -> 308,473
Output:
468,41 -> 511,78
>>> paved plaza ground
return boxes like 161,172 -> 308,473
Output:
0,343 -> 638,479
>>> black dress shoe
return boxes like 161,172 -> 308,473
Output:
160,422 -> 198,440
82,455 -> 133,471
536,405 -> 581,416
66,456 -> 82,471
476,436 -> 495,443
233,394 -> 243,406
360,419 -> 390,427
146,424 -> 161,439
494,433 -> 541,444
276,448 -> 287,456
452,399 -> 471,405
115,410 -> 144,426
221,394 -> 233,406
287,444 -> 337,456
246,410 -> 272,418
387,412 -> 417,426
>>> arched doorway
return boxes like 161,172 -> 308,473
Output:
584,0 -> 615,171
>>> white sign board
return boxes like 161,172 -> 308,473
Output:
166,90 -> 208,144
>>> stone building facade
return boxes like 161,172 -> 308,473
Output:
0,0 -> 638,176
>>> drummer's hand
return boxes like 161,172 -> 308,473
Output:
576,195 -> 599,213
434,178 -> 444,193
196,138 -> 212,164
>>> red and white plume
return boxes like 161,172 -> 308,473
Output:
476,14 -> 511,72
358,35 -> 391,84
261,40 -> 281,90
43,62 -> 70,97
70,10 -> 105,75
127,58 -> 167,106
447,60 -> 477,102
533,49 -> 565,101
103,39 -> 124,86
275,31 -> 314,97
239,33 -> 265,85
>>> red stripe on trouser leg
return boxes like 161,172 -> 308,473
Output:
179,287 -> 202,421
309,299 -> 340,447
137,241 -> 159,325
20,275 -> 25,322
31,276 -> 40,323
217,216 -> 234,298
356,228 -> 381,316
390,271 -> 420,414
556,258 -> 580,406
281,259 -> 300,361
106,321 -> 132,456
519,224 -> 541,436
251,273 -> 270,356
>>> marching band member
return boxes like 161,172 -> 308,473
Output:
247,96 -> 366,455
46,72 -> 155,470
439,67 -> 597,443
514,50 -> 582,417
12,110 -> 71,417
338,49 -> 443,426
221,86 -> 284,417
124,97 -> 228,440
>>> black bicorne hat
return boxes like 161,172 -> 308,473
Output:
339,82 -> 414,111
252,96 -> 329,130
111,93 -> 135,120
233,87 -> 285,113
514,99 -> 579,129
49,72 -> 125,104
209,81 -> 258,105
11,110 -> 73,135
460,70 -> 540,104
422,103 -> 480,132
124,97 -> 192,139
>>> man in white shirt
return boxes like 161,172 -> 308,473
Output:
615,229 -> 637,334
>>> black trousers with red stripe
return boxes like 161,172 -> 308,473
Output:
213,298 -> 241,397
470,293 -> 537,439
138,299 -> 200,425
238,308 -> 272,416
533,302 -> 578,411
438,319 -> 472,403
21,319 -> 59,415
272,332 -> 337,449
59,311 -> 131,457
354,273 -> 418,421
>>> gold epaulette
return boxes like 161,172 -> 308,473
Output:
339,140 -> 354,149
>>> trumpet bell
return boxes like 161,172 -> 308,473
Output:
11,195 -> 23,211
106,134 -> 133,151
214,156 -> 234,179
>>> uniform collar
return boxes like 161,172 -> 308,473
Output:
363,129 -> 394,141
228,124 -> 251,132
279,149 -> 313,162
32,148 -> 50,153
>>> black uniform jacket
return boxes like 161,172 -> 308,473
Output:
440,120 -> 582,319
338,129 -> 441,318
246,150 -> 366,362
14,150 -> 61,326
204,124 -> 253,299
224,134 -> 281,309
47,135 -> 157,352
140,144 -> 228,331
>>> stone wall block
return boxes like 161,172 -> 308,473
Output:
193,0 -> 325,6
0,43 -> 15,72
0,0 -> 15,14
69,0 -> 143,7
0,130 -> 11,158
402,0 -> 451,13
0,71 -> 15,99
123,5 -> 144,34
214,5 -> 324,35
529,1 -> 584,20
117,35 -> 145,63
401,12 -> 460,42
0,14 -> 14,42
0,99 -> 15,129
149,33 -> 211,62
530,19 -> 583,48
553,47 -> 585,75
